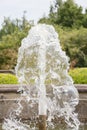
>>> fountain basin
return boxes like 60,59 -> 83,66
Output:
0,84 -> 87,124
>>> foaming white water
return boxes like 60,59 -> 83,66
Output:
2,24 -> 80,130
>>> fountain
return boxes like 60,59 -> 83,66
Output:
2,24 -> 80,130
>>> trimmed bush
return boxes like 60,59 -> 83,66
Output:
69,68 -> 87,84
0,74 -> 18,84
0,68 -> 87,84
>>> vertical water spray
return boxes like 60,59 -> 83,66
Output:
38,40 -> 47,130
2,24 -> 80,130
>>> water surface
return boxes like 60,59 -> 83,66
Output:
0,124 -> 87,130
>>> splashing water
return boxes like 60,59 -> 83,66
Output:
2,24 -> 80,130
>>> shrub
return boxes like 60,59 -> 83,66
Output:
56,26 -> 87,68
0,74 -> 18,84
69,68 -> 87,84
0,68 -> 87,84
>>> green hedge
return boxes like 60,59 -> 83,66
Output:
69,68 -> 87,84
0,73 -> 18,84
0,68 -> 87,84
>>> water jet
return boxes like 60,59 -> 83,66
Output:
2,24 -> 80,130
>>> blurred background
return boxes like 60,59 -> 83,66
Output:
0,0 -> 87,85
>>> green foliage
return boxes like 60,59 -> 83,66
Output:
38,0 -> 87,68
69,68 -> 87,84
56,0 -> 83,28
39,0 -> 87,29
0,49 -> 17,69
56,26 -> 87,67
0,12 -> 32,40
0,74 -> 18,84
0,68 -> 87,84
0,14 -> 32,69
0,3 -> 87,69
82,13 -> 87,28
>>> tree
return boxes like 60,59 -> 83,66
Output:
59,27 -> 87,67
49,0 -> 63,23
0,14 -> 32,69
82,9 -> 87,28
49,0 -> 83,28
0,17 -> 17,40
0,12 -> 31,40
